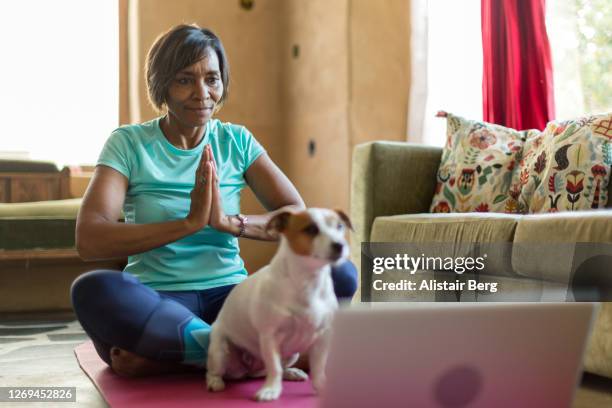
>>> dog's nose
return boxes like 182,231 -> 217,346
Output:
331,242 -> 344,255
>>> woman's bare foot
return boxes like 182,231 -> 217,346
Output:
109,347 -> 200,377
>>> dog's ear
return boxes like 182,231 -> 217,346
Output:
334,209 -> 353,231
266,211 -> 293,235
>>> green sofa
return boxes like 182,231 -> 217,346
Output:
350,141 -> 612,379
0,199 -> 124,316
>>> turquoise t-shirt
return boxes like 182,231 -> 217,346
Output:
97,117 -> 265,290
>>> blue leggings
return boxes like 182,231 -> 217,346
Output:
71,262 -> 358,367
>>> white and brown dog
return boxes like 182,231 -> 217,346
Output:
206,208 -> 351,401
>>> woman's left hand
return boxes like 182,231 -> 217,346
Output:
207,145 -> 237,235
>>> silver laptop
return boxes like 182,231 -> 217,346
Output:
320,303 -> 597,408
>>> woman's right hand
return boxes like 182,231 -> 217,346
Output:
186,146 -> 214,232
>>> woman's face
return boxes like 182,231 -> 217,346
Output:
165,47 -> 224,128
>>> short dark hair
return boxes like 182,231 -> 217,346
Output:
145,24 -> 230,112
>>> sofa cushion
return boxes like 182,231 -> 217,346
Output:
0,199 -> 82,250
430,113 -> 537,214
371,212 -> 520,242
0,198 -> 81,218
370,213 -> 522,276
517,112 -> 612,212
513,210 -> 612,283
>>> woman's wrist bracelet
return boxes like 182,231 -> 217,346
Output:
233,214 -> 247,238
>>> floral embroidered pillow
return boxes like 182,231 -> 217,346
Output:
430,113 -> 537,214
517,112 -> 612,213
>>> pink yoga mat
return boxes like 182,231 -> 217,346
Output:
75,341 -> 318,407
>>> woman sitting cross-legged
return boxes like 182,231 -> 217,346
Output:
71,24 -> 357,377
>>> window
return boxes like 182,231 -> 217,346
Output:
415,0 -> 611,147
547,0 -> 612,119
419,0 -> 483,146
0,0 -> 118,166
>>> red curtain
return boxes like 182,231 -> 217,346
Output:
482,0 -> 555,130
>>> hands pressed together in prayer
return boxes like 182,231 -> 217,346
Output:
186,144 -> 237,235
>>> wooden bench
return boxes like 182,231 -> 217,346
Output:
0,159 -> 95,203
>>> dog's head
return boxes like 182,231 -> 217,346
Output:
266,208 -> 352,264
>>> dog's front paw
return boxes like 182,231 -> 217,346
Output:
206,373 -> 226,392
312,374 -> 326,394
283,367 -> 309,381
254,385 -> 282,402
